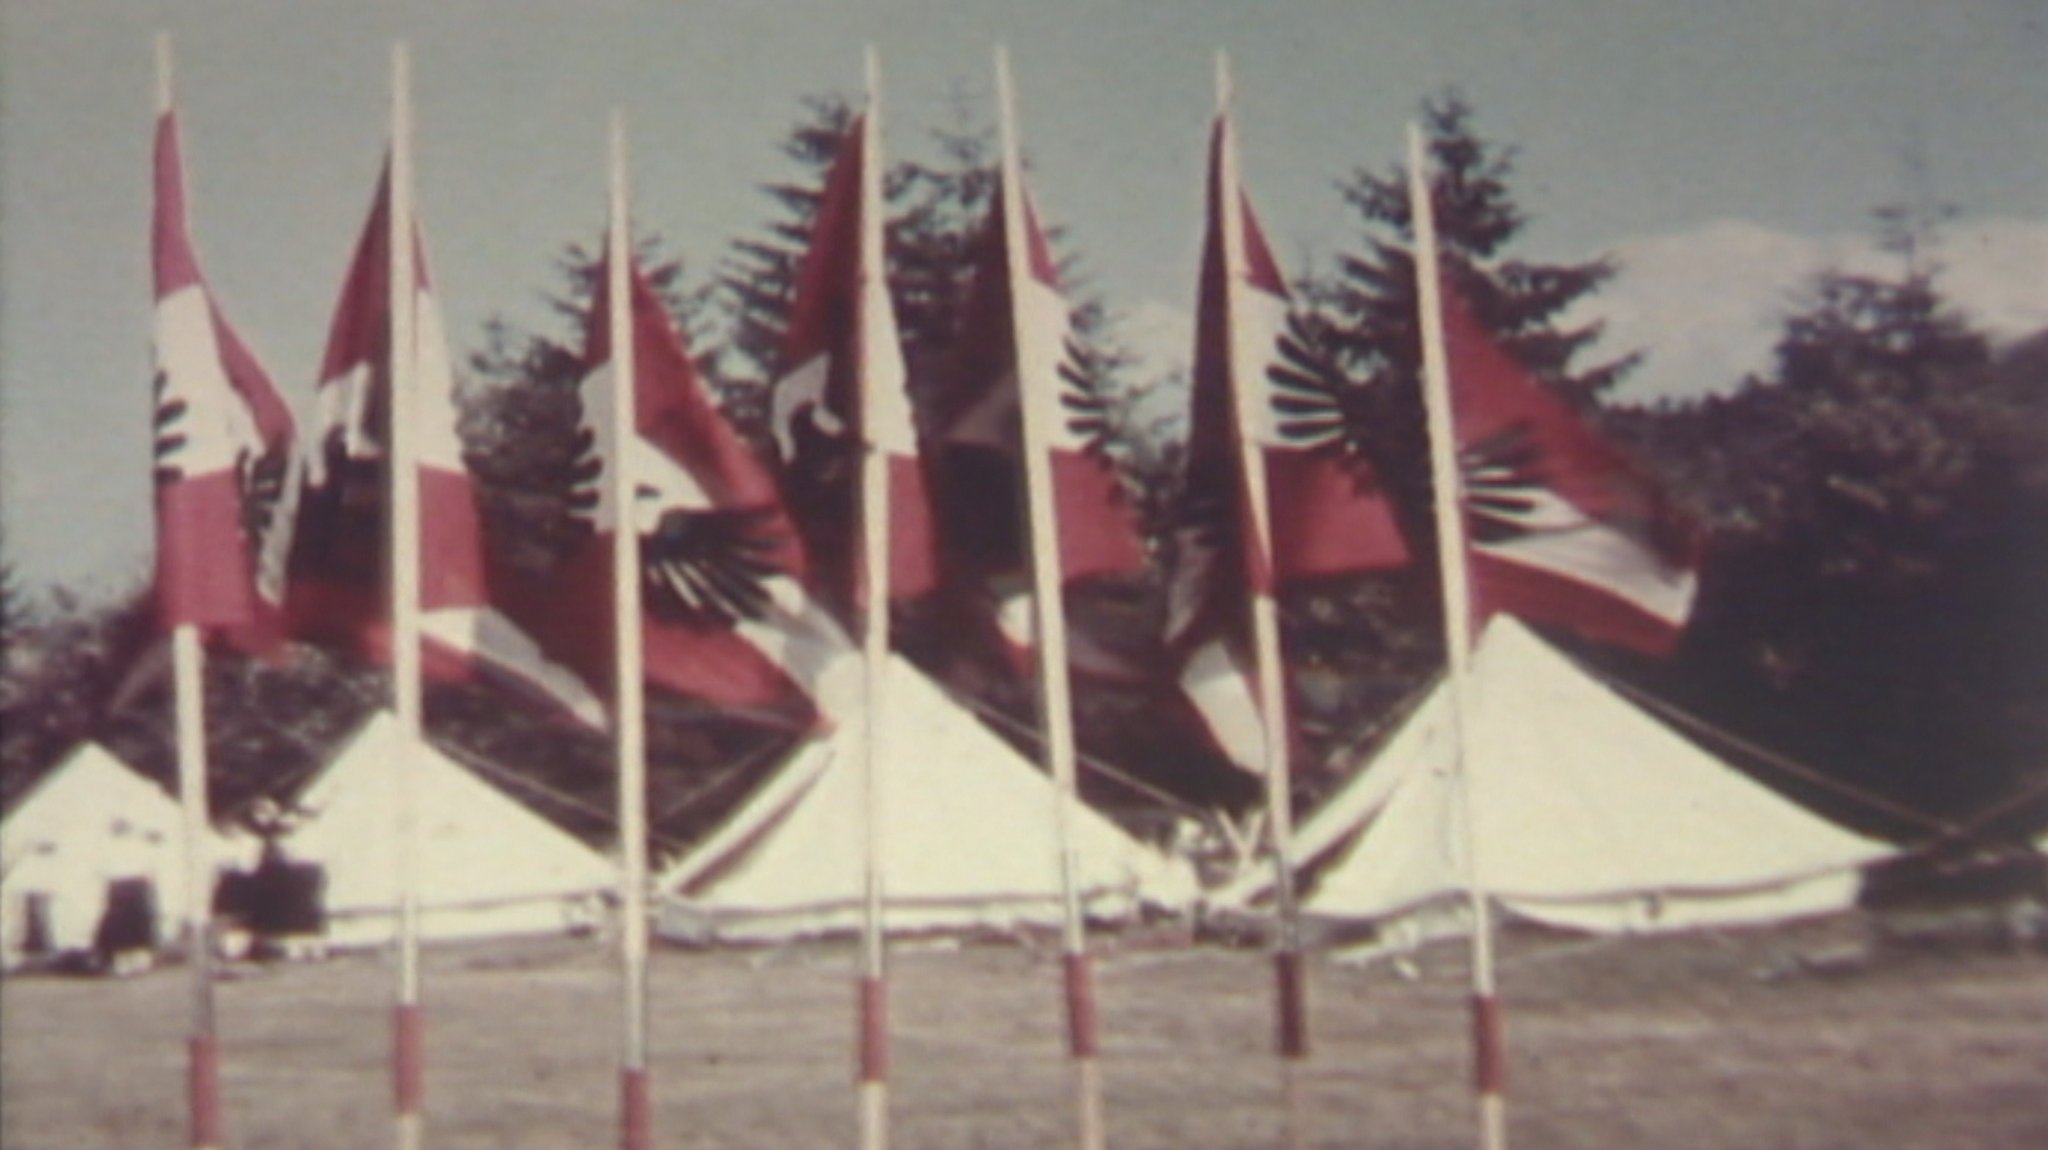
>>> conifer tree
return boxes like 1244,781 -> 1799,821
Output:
1305,91 -> 1636,545
713,97 -> 857,391
463,237 -> 703,570
1253,92 -> 1637,767
1635,201 -> 2048,825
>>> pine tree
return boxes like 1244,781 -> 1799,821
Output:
1605,199 -> 2048,829
713,96 -> 857,392
1267,92 -> 1637,765
887,98 -> 1003,393
462,236 -> 705,571
0,524 -> 20,658
1307,92 -> 1635,541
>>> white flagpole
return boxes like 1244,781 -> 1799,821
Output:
607,110 -> 654,1150
387,41 -> 428,1150
158,41 -> 227,1150
173,624 -> 225,1150
1408,122 -> 1507,1150
994,45 -> 1107,1150
1212,53 -> 1311,1150
854,44 -> 894,1150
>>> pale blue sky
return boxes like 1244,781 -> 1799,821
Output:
4,0 -> 2045,596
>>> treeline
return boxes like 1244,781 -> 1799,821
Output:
4,91 -> 2043,849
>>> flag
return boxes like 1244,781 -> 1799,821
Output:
1438,279 -> 1699,655
924,174 -> 1147,670
1169,111 -> 1410,770
770,112 -> 937,625
285,160 -> 603,723
495,252 -> 834,726
150,108 -> 295,651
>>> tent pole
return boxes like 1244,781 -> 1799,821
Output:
1212,51 -> 1310,1148
606,111 -> 655,1150
1409,122 -> 1507,1150
386,41 -> 429,1150
854,44 -> 894,1150
995,45 -> 1107,1150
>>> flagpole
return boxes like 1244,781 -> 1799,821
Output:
387,41 -> 428,1150
854,44 -> 894,1150
162,45 -> 226,1150
605,110 -> 655,1150
1212,53 -> 1310,1150
994,45 -> 1107,1150
170,617 -> 229,1150
1408,122 -> 1507,1150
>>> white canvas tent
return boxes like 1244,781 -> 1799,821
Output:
656,655 -> 1196,944
1217,617 -> 1889,940
1,744 -> 232,969
282,714 -> 613,948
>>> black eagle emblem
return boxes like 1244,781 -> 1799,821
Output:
1460,423 -> 1551,547
151,368 -> 187,488
153,366 -> 292,563
564,424 -> 605,525
640,504 -> 786,627
564,406 -> 790,629
1265,311 -> 1378,475
1054,334 -> 1121,465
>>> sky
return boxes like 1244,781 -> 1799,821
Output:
3,0 -> 2045,598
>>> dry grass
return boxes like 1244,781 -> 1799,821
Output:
4,916 -> 2046,1149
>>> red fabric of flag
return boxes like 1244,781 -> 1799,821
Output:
495,253 -> 820,726
922,180 -> 1147,675
283,160 -> 602,722
771,114 -> 937,624
150,110 -> 295,652
1170,113 -> 1410,770
1438,281 -> 1699,655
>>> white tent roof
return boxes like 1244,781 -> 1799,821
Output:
2,745 -> 226,963
656,654 -> 1195,943
283,714 -> 614,947
1222,617 -> 1889,936
5,745 -> 169,871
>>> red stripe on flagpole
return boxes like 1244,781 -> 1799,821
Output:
1063,952 -> 1100,1059
1273,949 -> 1310,1059
393,1003 -> 425,1116
187,1033 -> 222,1149
620,1066 -> 651,1150
1471,993 -> 1507,1096
858,976 -> 890,1084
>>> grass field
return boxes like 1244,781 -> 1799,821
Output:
4,916 -> 2046,1149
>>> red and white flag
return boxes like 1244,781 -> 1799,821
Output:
286,161 -> 603,723
925,173 -> 1147,670
1438,279 -> 1698,655
497,254 -> 832,726
150,109 -> 296,652
771,111 -> 937,624
1171,111 -> 1411,771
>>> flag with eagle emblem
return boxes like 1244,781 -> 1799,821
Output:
1171,111 -> 1411,771
284,160 -> 603,723
150,108 -> 295,652
1437,280 -> 1698,654
924,177 -> 1147,672
494,253 -> 831,726
770,111 -> 937,627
